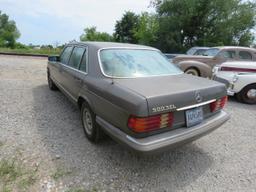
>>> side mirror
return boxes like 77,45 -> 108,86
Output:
48,56 -> 60,62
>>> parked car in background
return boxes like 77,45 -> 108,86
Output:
186,47 -> 210,56
173,46 -> 256,77
164,53 -> 184,62
213,61 -> 256,104
47,41 -> 229,154
164,47 -> 209,62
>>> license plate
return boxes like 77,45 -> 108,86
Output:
185,107 -> 204,127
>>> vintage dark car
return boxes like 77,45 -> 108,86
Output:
47,42 -> 229,154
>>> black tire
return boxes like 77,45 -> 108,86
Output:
236,84 -> 256,104
47,72 -> 58,91
81,102 -> 102,142
185,67 -> 200,76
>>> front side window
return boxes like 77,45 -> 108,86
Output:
68,47 -> 86,69
203,48 -> 220,56
239,51 -> 252,60
186,48 -> 197,55
79,49 -> 87,72
60,46 -> 73,65
100,49 -> 182,78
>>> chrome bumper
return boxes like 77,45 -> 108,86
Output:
96,111 -> 230,154
227,88 -> 235,96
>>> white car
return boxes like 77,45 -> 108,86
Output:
212,61 -> 256,104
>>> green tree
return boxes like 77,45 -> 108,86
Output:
80,27 -> 113,42
114,11 -> 139,43
153,0 -> 256,52
134,12 -> 159,46
0,11 -> 20,48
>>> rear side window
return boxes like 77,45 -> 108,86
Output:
79,49 -> 87,72
60,46 -> 73,65
239,51 -> 252,60
68,47 -> 86,69
219,51 -> 236,58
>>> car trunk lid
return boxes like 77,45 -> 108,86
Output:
114,74 -> 226,116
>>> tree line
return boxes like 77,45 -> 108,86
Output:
1,0 -> 256,53
80,0 -> 256,53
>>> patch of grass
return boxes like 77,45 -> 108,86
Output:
0,159 -> 22,182
2,185 -> 12,192
0,47 -> 61,55
65,186 -> 101,192
0,158 -> 38,191
51,167 -> 72,181
18,169 -> 37,189
66,188 -> 85,192
0,141 -> 4,147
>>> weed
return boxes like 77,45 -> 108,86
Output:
51,167 -> 72,181
0,158 -> 38,191
65,188 -> 85,192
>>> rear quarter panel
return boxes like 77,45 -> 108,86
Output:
78,77 -> 149,136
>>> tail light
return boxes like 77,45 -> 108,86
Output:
128,113 -> 174,133
210,96 -> 228,112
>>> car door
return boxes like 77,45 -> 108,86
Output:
238,50 -> 253,61
51,46 -> 73,84
216,49 -> 236,64
61,46 -> 87,101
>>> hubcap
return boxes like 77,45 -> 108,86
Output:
186,69 -> 198,76
247,89 -> 256,100
82,108 -> 93,135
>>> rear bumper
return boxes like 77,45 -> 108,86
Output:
96,111 -> 230,154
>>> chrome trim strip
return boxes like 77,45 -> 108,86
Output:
97,47 -> 184,79
126,135 -> 169,146
176,99 -> 216,111
61,63 -> 88,76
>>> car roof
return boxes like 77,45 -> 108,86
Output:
67,41 -> 158,51
213,46 -> 256,51
190,47 -> 210,49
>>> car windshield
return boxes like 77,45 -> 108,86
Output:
194,49 -> 208,55
203,48 -> 220,56
99,49 -> 182,78
186,48 -> 197,55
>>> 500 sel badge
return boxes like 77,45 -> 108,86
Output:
152,105 -> 176,113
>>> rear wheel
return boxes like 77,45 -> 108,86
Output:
185,67 -> 200,76
47,72 -> 58,90
81,102 -> 102,142
237,84 -> 256,104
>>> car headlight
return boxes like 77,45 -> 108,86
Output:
232,74 -> 239,83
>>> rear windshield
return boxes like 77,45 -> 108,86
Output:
99,49 -> 182,78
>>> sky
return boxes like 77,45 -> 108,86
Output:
0,0 -> 154,46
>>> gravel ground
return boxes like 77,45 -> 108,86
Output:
0,55 -> 255,192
